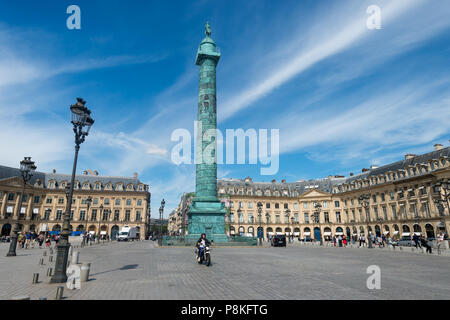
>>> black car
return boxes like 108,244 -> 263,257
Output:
271,235 -> 286,247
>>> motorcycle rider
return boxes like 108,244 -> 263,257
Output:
196,233 -> 211,262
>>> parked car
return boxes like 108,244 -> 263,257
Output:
397,237 -> 414,247
271,235 -> 286,247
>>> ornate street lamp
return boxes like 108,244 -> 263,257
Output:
82,196 -> 92,246
358,194 -> 373,248
290,216 -> 295,242
7,157 -> 37,257
285,208 -> 291,243
159,199 -> 165,238
51,98 -> 94,283
97,204 -> 104,243
257,202 -> 263,246
313,202 -> 323,246
237,208 -> 242,236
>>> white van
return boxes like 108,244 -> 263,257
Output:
117,226 -> 138,241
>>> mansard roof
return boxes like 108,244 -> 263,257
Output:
0,165 -> 146,191
217,177 -> 345,197
343,146 -> 449,184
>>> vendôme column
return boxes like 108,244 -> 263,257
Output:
187,22 -> 228,243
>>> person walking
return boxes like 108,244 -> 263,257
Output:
45,235 -> 51,248
420,236 -> 432,254
413,233 -> 421,249
38,233 -> 44,248
25,232 -> 31,249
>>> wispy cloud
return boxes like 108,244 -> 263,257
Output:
220,0 -> 428,121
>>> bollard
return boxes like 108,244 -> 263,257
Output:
49,255 -> 53,262
80,263 -> 91,282
32,273 -> 39,284
71,251 -> 80,265
56,286 -> 64,300
43,251 -> 47,256
47,267 -> 53,276
39,258 -> 44,265
10,296 -> 30,300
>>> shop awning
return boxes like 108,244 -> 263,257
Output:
402,232 -> 410,236
393,231 -> 399,234
323,232 -> 332,236
293,232 -> 300,236
383,231 -> 389,235
100,231 -> 107,235
276,232 -> 283,235
335,232 -> 344,235
303,232 -> 311,236
414,232 -> 421,235
33,208 -> 39,214
39,224 -> 49,232
267,232 -> 274,235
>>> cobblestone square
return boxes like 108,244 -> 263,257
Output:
0,240 -> 449,300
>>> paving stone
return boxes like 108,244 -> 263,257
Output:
0,240 -> 449,300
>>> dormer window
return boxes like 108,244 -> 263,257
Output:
95,183 -> 101,190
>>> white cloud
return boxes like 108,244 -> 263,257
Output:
220,0 -> 428,121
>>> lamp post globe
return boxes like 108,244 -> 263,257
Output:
257,202 -> 263,245
51,98 -> 94,283
6,157 -> 37,257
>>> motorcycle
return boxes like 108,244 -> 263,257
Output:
195,244 -> 211,266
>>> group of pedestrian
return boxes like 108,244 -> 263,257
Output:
6,231 -> 57,249
331,234 -> 348,247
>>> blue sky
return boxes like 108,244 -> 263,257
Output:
1,0 -> 449,216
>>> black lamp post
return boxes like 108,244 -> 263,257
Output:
159,199 -> 165,238
97,204 -> 103,243
82,196 -> 92,246
51,98 -> 94,283
257,202 -> 263,246
237,208 -> 242,236
313,202 -> 323,246
358,194 -> 373,248
265,212 -> 270,241
7,157 -> 37,257
285,208 -> 291,243
290,216 -> 295,242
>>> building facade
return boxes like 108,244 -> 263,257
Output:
217,144 -> 450,241
168,192 -> 194,236
0,166 -> 151,240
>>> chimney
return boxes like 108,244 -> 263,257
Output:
281,179 -> 286,183
271,179 -> 276,183
52,169 -> 56,174
133,172 -> 139,179
405,154 -> 416,160
434,143 -> 443,151
350,172 -> 354,176
362,168 -> 369,172
94,170 -> 99,176
83,170 -> 88,175
370,165 -> 379,170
